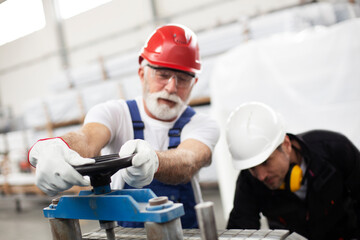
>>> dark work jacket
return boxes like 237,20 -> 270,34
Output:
227,130 -> 360,240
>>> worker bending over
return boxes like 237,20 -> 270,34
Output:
226,102 -> 360,240
28,24 -> 220,229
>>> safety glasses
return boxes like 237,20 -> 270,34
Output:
146,64 -> 196,89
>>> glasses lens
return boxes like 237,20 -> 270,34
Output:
154,69 -> 173,81
148,65 -> 195,88
174,72 -> 194,88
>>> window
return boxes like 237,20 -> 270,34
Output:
57,0 -> 112,19
0,0 -> 45,46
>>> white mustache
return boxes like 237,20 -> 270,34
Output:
152,90 -> 182,104
145,90 -> 185,120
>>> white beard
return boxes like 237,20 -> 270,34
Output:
144,90 -> 186,120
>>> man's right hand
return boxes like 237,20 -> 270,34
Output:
28,137 -> 95,196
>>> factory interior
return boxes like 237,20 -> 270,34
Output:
0,0 -> 360,239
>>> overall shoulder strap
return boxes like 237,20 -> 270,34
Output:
126,100 -> 144,140
168,106 -> 196,149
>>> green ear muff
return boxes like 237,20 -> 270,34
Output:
279,163 -> 303,192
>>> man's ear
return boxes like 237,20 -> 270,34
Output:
138,67 -> 145,85
188,77 -> 198,91
283,135 -> 292,154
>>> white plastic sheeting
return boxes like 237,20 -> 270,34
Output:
192,56 -> 219,100
104,50 -> 139,79
116,74 -> 142,100
248,2 -> 357,39
5,130 -> 28,174
44,90 -> 84,124
23,98 -> 48,129
49,62 -> 105,92
210,19 -> 360,220
80,81 -> 124,112
0,134 -> 6,153
198,23 -> 247,58
192,2 -> 359,110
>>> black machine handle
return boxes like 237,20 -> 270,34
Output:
74,153 -> 134,177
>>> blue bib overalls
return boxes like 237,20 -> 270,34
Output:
119,100 -> 198,228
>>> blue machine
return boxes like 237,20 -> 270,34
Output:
43,188 -> 184,223
43,153 -> 184,230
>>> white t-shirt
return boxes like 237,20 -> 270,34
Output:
84,96 -> 220,189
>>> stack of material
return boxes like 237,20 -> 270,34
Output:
0,130 -> 40,195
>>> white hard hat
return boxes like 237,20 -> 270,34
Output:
226,102 -> 286,170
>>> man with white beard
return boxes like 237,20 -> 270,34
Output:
28,24 -> 220,229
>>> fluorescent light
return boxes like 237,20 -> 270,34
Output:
0,0 -> 45,46
58,0 -> 112,19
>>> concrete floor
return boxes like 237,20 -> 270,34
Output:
0,187 -> 226,240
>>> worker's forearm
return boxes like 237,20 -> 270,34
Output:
60,123 -> 111,158
61,131 -> 99,158
154,142 -> 211,185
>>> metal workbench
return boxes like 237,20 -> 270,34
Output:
82,227 -> 307,240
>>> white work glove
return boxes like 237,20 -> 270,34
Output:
28,137 -> 95,196
120,139 -> 159,188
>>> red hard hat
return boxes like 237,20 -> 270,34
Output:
139,24 -> 201,73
